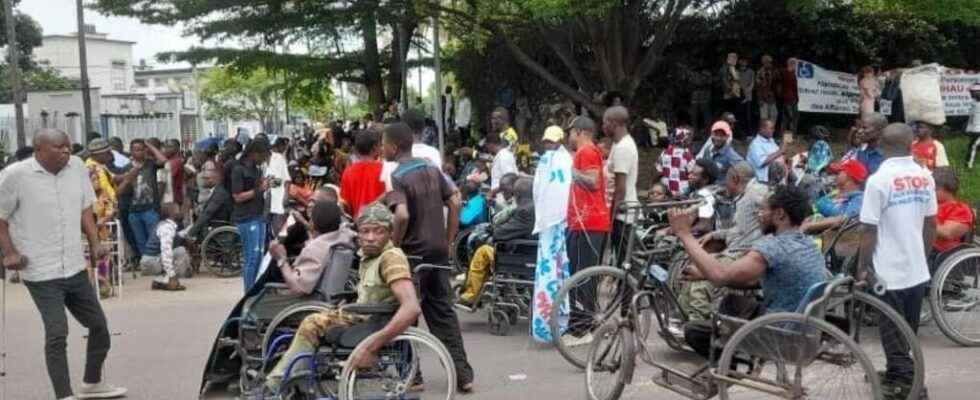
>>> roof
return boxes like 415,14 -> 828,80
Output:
135,66 -> 212,77
42,34 -> 136,45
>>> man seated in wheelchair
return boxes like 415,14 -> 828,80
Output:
268,198 -> 355,295
181,169 -> 232,240
461,172 -> 519,249
454,176 -> 535,310
677,162 -> 768,322
667,185 -> 827,360
265,202 -> 421,392
801,158 -> 866,236
930,168 -> 975,266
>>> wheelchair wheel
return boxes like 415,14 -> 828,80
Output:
451,226 -> 476,275
931,248 -> 980,346
261,302 -> 337,365
201,226 -> 243,278
549,266 -> 637,370
488,309 -> 512,336
585,321 -> 635,400
340,327 -> 456,400
716,313 -> 882,400
824,291 -> 924,400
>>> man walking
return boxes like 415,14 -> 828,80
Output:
859,123 -> 935,400
0,129 -> 127,400
455,88 -> 472,146
383,122 -> 474,392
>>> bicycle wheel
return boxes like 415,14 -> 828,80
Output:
340,327 -> 455,400
550,266 -> 635,370
825,291 -> 924,400
585,321 -> 635,400
717,313 -> 882,400
201,226 -> 243,277
931,248 -> 980,346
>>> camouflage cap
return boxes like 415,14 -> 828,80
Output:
357,201 -> 394,228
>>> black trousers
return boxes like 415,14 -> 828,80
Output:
414,261 -> 474,386
877,282 -> 926,384
566,230 -> 606,336
24,271 -> 111,399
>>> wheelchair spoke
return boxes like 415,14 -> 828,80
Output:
933,250 -> 980,346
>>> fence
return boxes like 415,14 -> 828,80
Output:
101,115 -> 182,145
0,116 -> 84,156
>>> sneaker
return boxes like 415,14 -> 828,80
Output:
561,332 -> 594,347
77,382 -> 127,399
454,301 -> 476,313
152,277 -> 187,291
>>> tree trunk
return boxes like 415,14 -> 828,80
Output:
361,3 -> 386,116
386,17 -> 418,105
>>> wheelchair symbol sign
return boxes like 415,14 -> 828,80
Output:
797,62 -> 814,79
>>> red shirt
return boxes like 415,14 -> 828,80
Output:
568,143 -> 611,232
934,199 -> 975,253
340,160 -> 386,218
780,69 -> 798,104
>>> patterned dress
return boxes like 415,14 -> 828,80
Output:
531,147 -> 572,342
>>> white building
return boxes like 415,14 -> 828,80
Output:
32,25 -> 135,96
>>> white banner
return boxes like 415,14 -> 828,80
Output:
795,60 -> 862,114
795,60 -> 980,116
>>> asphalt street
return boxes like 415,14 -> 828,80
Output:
2,275 -> 979,400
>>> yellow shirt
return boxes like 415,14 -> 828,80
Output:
85,158 -> 117,203
502,127 -> 518,146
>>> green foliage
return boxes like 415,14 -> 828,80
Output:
200,66 -> 332,128
1,4 -> 43,69
0,65 -> 75,102
790,0 -> 980,26
944,134 -> 980,203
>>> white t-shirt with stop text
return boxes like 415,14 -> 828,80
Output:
859,156 -> 937,291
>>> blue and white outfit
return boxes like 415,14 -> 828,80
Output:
531,147 -> 573,342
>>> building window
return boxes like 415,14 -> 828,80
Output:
111,60 -> 127,91
134,78 -> 148,88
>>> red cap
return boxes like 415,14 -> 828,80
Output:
828,159 -> 868,183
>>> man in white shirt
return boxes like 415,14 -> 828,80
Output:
603,106 -> 639,264
0,129 -> 127,400
267,137 -> 292,235
455,88 -> 472,146
859,123 -> 936,399
403,109 -> 443,168
486,132 -> 518,206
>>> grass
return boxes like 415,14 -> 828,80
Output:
943,134 -> 979,204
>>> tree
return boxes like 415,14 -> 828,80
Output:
791,0 -> 980,26
0,65 -> 76,102
93,0 -> 421,113
200,66 -> 332,132
1,1 -> 43,70
424,0 -> 722,115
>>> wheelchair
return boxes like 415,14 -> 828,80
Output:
585,271 -> 886,400
199,220 -> 244,278
927,224 -> 980,346
199,243 -> 457,400
484,239 -> 538,336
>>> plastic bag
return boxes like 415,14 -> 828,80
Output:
900,64 -> 946,125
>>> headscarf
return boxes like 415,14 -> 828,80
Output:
357,202 -> 394,228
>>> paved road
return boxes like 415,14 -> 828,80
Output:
2,275 -> 979,400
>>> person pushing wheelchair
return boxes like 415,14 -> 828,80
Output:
265,202 -> 421,392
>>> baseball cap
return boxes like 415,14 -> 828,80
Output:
828,159 -> 868,183
710,121 -> 733,137
87,138 -> 111,155
542,125 -> 565,143
970,83 -> 980,92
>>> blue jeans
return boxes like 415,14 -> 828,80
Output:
237,218 -> 266,292
128,209 -> 160,256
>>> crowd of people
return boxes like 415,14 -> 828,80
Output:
0,76 -> 979,398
